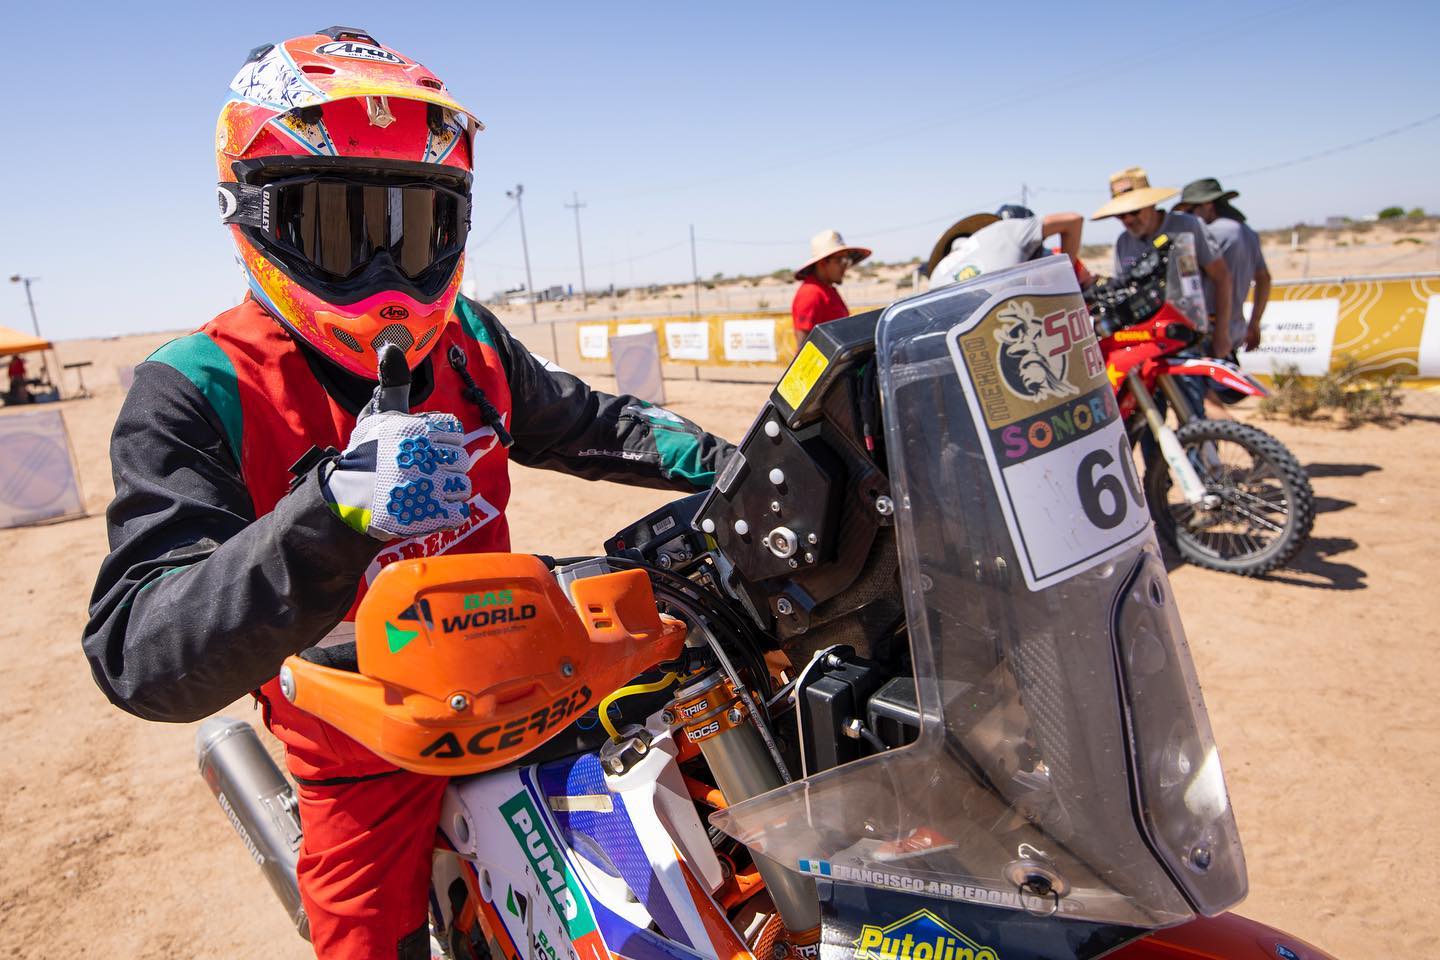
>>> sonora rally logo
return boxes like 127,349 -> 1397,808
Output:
316,40 -> 405,64
852,909 -> 998,960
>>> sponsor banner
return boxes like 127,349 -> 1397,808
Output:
723,318 -> 779,363
664,320 -> 711,361
1419,295 -> 1440,378
574,315 -> 793,366
1252,273 -> 1440,382
1238,298 -> 1340,377
615,322 -> 656,339
578,325 -> 610,360
0,409 -> 86,529
560,276 -> 1440,381
946,286 -> 1148,590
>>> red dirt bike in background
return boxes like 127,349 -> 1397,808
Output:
1086,234 -> 1314,576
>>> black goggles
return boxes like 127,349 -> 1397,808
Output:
219,166 -> 471,284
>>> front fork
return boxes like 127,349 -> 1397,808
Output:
1128,372 -> 1214,507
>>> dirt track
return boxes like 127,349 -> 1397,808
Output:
1,344 -> 1435,958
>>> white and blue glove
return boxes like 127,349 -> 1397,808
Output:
321,346 -> 472,541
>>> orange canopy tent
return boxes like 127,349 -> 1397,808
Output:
0,325 -> 51,355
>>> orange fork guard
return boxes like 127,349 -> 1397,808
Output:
281,554 -> 686,776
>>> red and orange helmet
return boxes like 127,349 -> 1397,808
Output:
216,27 -> 483,377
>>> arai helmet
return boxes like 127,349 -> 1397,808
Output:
216,27 -> 482,377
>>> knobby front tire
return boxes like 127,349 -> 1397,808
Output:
1144,419 -> 1315,576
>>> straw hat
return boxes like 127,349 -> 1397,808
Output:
796,230 -> 872,278
1091,167 -> 1178,220
923,213 -> 999,277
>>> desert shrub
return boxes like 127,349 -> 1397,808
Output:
769,268 -> 795,283
757,298 -> 770,310
895,274 -> 914,289
1259,357 -> 1402,427
1378,206 -> 1405,220
1408,207 -> 1426,219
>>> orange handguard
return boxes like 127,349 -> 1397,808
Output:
280,554 -> 686,776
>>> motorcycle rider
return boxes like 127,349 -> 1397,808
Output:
81,28 -> 734,959
1093,167 -> 1233,415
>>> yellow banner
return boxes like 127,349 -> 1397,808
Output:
1251,274 -> 1440,384
573,313 -> 797,367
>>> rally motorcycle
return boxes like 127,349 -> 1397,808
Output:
1083,233 -> 1314,576
198,258 -> 1336,959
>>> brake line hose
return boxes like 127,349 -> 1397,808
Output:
598,672 -> 679,740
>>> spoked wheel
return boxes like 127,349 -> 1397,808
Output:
1144,419 -> 1314,576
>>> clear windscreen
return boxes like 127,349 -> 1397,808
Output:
1165,232 -> 1208,331
710,257 -> 1246,927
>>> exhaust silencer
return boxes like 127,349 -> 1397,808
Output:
195,717 -> 310,941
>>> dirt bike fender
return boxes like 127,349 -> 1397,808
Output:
1158,358 -> 1267,396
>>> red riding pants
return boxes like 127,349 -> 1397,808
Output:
294,770 -> 448,959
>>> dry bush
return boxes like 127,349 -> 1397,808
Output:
1260,357 -> 1403,427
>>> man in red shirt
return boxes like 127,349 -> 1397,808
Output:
790,229 -> 871,343
6,354 -> 29,405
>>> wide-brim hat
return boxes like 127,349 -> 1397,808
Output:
1178,177 -> 1240,208
1091,166 -> 1178,220
796,230 -> 872,277
923,213 -> 999,277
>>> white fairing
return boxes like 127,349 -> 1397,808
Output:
435,720 -> 734,960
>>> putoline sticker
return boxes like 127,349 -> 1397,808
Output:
946,285 -> 1149,590
0,409 -> 85,529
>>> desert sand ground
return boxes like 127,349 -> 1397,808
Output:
1,330 -> 1438,959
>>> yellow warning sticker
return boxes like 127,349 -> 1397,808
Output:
777,341 -> 830,409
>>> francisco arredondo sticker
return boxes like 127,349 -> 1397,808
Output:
945,283 -> 1150,590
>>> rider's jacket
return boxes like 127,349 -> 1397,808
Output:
83,296 -> 733,775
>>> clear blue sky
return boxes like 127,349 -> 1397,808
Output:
3,1 -> 1438,339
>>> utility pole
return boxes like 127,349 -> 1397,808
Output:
1020,182 -> 1029,210
8,274 -> 51,385
689,224 -> 700,317
505,185 -> 538,324
564,192 -> 589,311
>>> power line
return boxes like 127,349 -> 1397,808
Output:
698,195 -> 1013,252
468,206 -> 516,251
593,240 -> 686,269
611,0 -> 1328,204
1222,111 -> 1440,179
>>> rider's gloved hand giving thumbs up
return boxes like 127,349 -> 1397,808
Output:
321,345 -> 472,541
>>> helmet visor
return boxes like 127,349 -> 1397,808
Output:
221,160 -> 470,295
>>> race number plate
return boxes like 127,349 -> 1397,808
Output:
946,285 -> 1150,590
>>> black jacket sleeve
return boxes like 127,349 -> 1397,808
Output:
82,362 -> 383,723
475,305 -> 736,489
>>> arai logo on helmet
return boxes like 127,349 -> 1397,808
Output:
379,305 -> 411,321
316,40 -> 406,65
